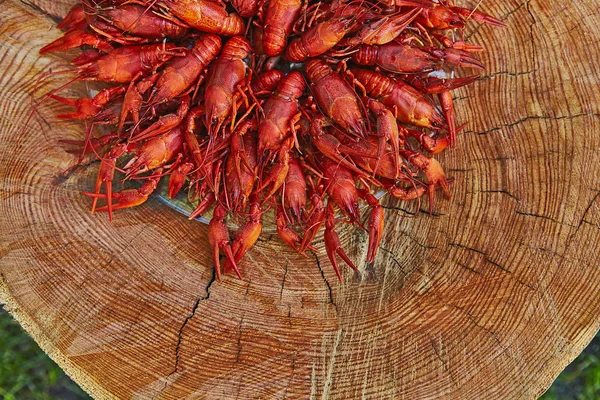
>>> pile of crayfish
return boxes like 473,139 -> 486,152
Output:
36,0 -> 504,281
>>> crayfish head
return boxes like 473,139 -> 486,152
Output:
432,5 -> 465,30
213,203 -> 228,220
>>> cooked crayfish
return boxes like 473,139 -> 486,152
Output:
36,0 -> 505,281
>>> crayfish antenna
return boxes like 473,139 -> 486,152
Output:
22,71 -> 81,139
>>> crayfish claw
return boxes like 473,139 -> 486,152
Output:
450,6 -> 507,28
323,204 -> 358,281
209,205 -> 242,281
56,4 -> 85,31
39,29 -> 113,55
358,189 -> 384,264
84,171 -> 161,220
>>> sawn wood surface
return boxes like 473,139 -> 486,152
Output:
1,1 -> 600,399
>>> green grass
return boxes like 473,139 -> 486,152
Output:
540,335 -> 600,400
0,306 -> 599,399
0,307 -> 90,400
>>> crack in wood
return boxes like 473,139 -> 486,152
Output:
18,0 -> 61,22
448,242 -> 537,291
53,158 -> 100,185
484,257 -> 512,275
154,269 -> 216,399
235,315 -> 245,364
429,338 -> 459,388
447,168 -> 472,173
443,296 -> 504,347
378,246 -> 409,277
381,203 -> 446,217
313,253 -> 338,313
456,262 -> 481,275
558,191 -> 600,263
514,209 -> 576,228
472,155 -> 515,162
279,261 -> 289,302
424,284 -> 509,355
448,242 -> 484,256
467,113 -> 600,136
479,69 -> 536,80
477,189 -> 520,201
383,228 -> 439,250
574,192 -> 600,233
452,95 -> 471,102
525,0 -> 538,69
528,191 -> 600,318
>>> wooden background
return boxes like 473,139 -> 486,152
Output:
1,0 -> 600,398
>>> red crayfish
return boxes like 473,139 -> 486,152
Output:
35,0 -> 505,281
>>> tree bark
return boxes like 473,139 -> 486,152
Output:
1,1 -> 599,399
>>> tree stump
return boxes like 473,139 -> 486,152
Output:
1,1 -> 600,399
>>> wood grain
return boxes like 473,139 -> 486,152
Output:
1,1 -> 600,399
